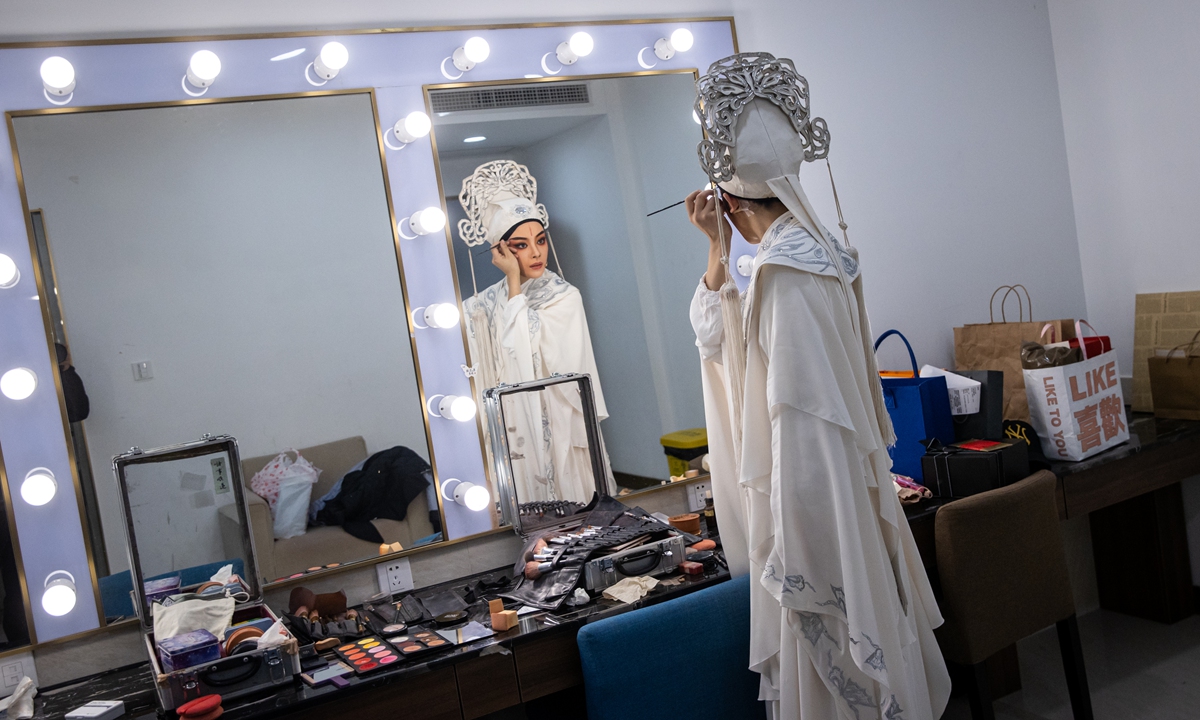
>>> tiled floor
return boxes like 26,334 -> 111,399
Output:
942,609 -> 1200,719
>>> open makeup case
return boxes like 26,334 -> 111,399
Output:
484,374 -> 690,610
113,435 -> 301,710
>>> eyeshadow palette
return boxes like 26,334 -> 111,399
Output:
333,636 -> 401,674
388,629 -> 452,657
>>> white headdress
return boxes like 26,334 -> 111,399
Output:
457,160 -> 549,248
694,52 -> 895,449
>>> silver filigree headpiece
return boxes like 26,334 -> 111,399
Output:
694,52 -> 830,186
457,160 -> 549,248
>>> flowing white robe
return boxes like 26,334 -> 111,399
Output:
465,271 -> 607,504
691,212 -> 950,719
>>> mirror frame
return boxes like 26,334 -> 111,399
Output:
0,18 -> 738,647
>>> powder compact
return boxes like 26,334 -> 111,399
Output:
391,630 -> 450,657
434,611 -> 467,628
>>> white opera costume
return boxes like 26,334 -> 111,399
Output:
690,54 -> 950,719
457,160 -> 607,506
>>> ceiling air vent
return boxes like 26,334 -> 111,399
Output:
430,83 -> 590,113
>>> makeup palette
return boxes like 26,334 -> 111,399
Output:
333,636 -> 401,675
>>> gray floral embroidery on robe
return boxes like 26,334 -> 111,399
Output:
826,651 -> 878,720
757,213 -> 860,281
782,574 -> 816,595
849,632 -> 887,672
884,695 -> 905,719
797,611 -> 840,649
817,585 -> 847,615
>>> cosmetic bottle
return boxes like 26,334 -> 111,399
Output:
702,490 -> 719,537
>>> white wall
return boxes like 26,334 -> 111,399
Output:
1048,0 -> 1200,584
14,94 -> 429,574
1048,0 -> 1200,373
737,0 -> 1086,371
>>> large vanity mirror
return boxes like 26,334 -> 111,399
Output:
429,71 -> 714,497
10,91 -> 451,621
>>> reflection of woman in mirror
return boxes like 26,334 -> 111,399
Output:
458,160 -> 607,505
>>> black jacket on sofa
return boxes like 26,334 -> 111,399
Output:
315,446 -> 430,543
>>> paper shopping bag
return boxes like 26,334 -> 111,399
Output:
1024,349 -> 1129,461
1148,331 -> 1200,420
875,330 -> 955,480
954,285 -> 1075,422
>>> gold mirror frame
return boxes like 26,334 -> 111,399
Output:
0,17 -> 738,649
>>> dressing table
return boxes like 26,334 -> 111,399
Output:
27,564 -> 729,720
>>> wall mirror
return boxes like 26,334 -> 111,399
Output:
429,71 -> 714,497
0,18 -> 736,646
10,91 -> 447,620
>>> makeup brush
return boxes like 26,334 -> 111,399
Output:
646,200 -> 685,217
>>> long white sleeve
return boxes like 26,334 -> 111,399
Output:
499,294 -> 538,384
534,287 -> 608,420
689,277 -> 724,363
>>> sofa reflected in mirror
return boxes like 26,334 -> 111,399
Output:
227,437 -> 442,584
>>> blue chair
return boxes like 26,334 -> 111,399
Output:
99,558 -> 246,620
577,575 -> 763,720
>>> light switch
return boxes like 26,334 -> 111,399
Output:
132,361 -> 154,381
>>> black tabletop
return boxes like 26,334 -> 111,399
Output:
31,563 -> 730,719
1046,412 -> 1200,477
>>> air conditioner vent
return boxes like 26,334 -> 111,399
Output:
430,83 -> 589,113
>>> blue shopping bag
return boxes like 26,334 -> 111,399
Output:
874,330 -> 955,480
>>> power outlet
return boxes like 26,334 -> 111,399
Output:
0,651 -> 37,699
375,557 -> 414,596
687,481 -> 711,512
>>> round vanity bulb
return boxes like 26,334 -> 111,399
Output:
408,207 -> 447,236
438,395 -> 477,422
40,56 -> 75,95
0,368 -> 37,400
0,253 -> 19,289
22,469 -> 57,506
42,571 -> 77,617
424,303 -> 461,329
313,42 -> 348,79
736,254 -> 755,277
569,32 -> 594,58
187,50 -> 221,88
455,482 -> 491,512
464,37 -> 491,64
670,29 -> 695,53
394,111 -> 432,144
692,109 -> 702,125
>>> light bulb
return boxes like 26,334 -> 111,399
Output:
186,50 -> 221,88
693,109 -> 702,125
0,254 -> 18,289
394,111 -> 431,144
40,56 -> 75,96
569,32 -> 594,57
424,303 -> 461,329
670,29 -> 694,52
313,42 -> 348,80
407,207 -> 446,236
21,468 -> 57,506
0,368 -> 37,400
42,571 -> 77,617
437,395 -> 476,422
456,482 -> 490,512
464,37 -> 490,64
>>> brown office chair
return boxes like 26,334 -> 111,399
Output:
935,470 -> 1094,720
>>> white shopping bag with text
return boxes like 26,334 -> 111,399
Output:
1024,350 -> 1129,461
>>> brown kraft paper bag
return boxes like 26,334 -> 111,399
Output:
953,285 -> 1075,422
1148,331 -> 1200,420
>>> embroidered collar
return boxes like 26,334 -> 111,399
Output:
755,212 -> 859,281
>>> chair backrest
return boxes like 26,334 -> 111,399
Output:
934,470 -> 1075,664
241,436 -> 369,500
576,575 -> 763,720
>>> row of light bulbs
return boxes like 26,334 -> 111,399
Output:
0,255 -> 77,616
37,27 -> 696,102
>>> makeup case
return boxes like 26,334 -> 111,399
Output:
484,374 -> 685,607
113,435 -> 301,711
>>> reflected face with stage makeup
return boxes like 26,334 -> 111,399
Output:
492,220 -> 548,281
